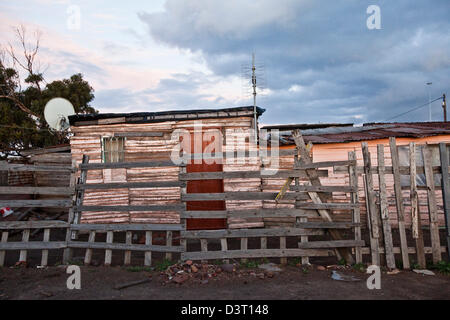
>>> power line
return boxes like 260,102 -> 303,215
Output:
384,96 -> 444,122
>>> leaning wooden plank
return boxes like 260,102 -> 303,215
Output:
241,238 -> 249,263
348,151 -> 362,264
292,130 -> 354,264
179,170 -> 328,181
104,231 -> 114,266
439,142 -> 450,262
279,237 -> 287,265
144,231 -> 152,266
84,231 -> 96,265
79,160 -> 177,170
0,241 -> 67,250
411,143 -> 426,268
181,228 -> 324,239
389,137 -> 410,269
291,203 -> 358,210
124,231 -> 132,265
0,186 -> 75,196
0,221 -> 68,229
76,181 -> 181,190
40,228 -> 51,267
275,177 -> 293,203
0,200 -> 73,208
377,144 -> 396,269
200,239 -> 208,264
75,204 -> 184,212
0,163 -> 73,172
363,174 -> 381,266
63,159 -> 77,264
72,155 -> 89,233
220,238 -> 229,263
182,248 -> 336,261
294,153 -> 308,265
422,145 -> 442,263
70,223 -> 183,232
18,229 -> 30,262
0,231 -> 8,266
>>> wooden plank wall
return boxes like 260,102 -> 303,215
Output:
70,117 -> 263,227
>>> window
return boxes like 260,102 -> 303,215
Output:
398,144 -> 441,187
101,137 -> 125,163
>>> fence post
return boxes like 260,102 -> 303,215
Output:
439,143 -> 450,262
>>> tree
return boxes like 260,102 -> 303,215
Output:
0,26 -> 97,158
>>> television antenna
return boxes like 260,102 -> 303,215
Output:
44,98 -> 75,131
241,53 -> 266,143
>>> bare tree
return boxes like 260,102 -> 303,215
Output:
0,25 -> 43,119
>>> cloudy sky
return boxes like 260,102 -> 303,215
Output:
1,0 -> 449,125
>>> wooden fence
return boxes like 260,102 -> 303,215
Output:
0,136 -> 449,269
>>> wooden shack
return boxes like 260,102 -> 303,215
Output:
68,106 -> 265,229
262,122 -> 450,228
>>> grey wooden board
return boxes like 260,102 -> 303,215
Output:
182,228 -> 324,238
294,160 -> 356,169
114,132 -> 165,137
68,241 -> 183,253
70,223 -> 183,231
439,142 -> 450,262
0,200 -> 73,208
182,248 -> 336,260
75,204 -> 184,212
0,186 -> 74,195
0,241 -> 67,250
289,185 -> 356,192
76,181 -> 181,190
179,170 -> 328,181
180,209 -> 317,219
0,221 -> 69,229
79,160 -> 178,170
181,192 -> 309,201
0,163 -> 74,172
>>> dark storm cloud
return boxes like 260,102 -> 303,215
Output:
138,0 -> 450,124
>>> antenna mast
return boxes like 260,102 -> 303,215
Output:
252,53 -> 257,143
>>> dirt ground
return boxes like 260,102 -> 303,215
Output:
0,263 -> 449,300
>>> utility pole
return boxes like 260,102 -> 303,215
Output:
443,94 -> 447,122
252,53 -> 258,144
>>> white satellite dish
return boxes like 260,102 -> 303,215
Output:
44,98 -> 75,131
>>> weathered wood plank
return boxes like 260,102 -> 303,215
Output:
181,192 -> 309,201
291,203 -> 358,210
104,231 -> 113,266
166,231 -> 173,261
114,131 -> 165,137
348,151 -> 362,264
0,241 -> 67,250
0,221 -> 68,229
377,144 -> 396,269
361,143 -> 381,267
423,145 -> 442,263
0,231 -> 8,266
75,204 -> 184,212
80,160 -> 177,170
179,170 -> 328,181
181,208 -> 316,219
334,165 -> 446,175
439,142 -> 450,262
144,231 -> 152,266
68,241 -> 183,253
411,143 -> 426,268
84,231 -> 96,265
0,200 -> 73,208
76,181 -> 181,190
181,228 -> 324,239
241,237 -> 248,263
70,223 -> 183,232
295,222 -> 360,229
389,137 -> 410,269
0,163 -> 74,172
18,229 -> 30,262
40,228 -> 50,267
124,231 -> 132,265
0,186 -> 75,196
294,160 -> 356,169
289,185 -> 356,193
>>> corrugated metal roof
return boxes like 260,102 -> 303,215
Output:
268,122 -> 450,145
